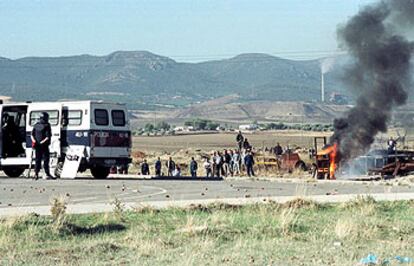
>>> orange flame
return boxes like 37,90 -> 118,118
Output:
329,143 -> 338,179
317,142 -> 338,179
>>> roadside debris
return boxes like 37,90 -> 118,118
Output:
333,241 -> 342,247
359,254 -> 377,265
359,254 -> 413,265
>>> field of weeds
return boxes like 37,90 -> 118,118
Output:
1,197 -> 413,265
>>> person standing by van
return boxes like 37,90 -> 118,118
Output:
31,112 -> 53,180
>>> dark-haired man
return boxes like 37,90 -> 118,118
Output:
31,112 -> 53,180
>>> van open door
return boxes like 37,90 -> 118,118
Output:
27,103 -> 63,175
0,104 -> 3,159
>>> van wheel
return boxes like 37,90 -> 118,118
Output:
3,167 -> 25,178
91,167 -> 110,179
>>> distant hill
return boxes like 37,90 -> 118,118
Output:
131,99 -> 352,126
0,51 -> 348,108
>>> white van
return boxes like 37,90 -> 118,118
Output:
0,100 -> 132,178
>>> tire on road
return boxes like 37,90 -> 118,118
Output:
91,166 -> 110,179
295,160 -> 307,171
3,167 -> 25,178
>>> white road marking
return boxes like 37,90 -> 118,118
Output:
121,186 -> 168,201
65,185 -> 168,204
70,196 -> 99,203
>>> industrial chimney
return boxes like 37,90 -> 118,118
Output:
320,57 -> 335,103
321,71 -> 325,102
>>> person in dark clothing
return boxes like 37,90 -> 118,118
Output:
141,159 -> 150,175
244,151 -> 255,177
236,131 -> 244,150
166,157 -> 176,176
190,157 -> 198,177
274,142 -> 283,156
243,138 -> 251,151
387,137 -> 397,155
155,157 -> 162,176
31,112 -> 53,180
223,149 -> 232,177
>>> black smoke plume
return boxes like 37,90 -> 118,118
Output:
331,0 -> 414,162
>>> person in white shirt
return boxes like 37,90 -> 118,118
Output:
203,158 -> 212,177
232,150 -> 241,175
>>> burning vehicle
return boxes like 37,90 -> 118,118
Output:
312,137 -> 338,180
312,136 -> 414,179
319,0 -> 414,178
345,149 -> 414,178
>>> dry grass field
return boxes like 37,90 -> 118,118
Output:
1,197 -> 413,265
133,131 -> 332,153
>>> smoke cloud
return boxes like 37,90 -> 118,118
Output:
331,0 -> 414,162
320,57 -> 336,74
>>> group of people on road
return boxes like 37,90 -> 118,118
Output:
140,156 -> 196,177
138,151 -> 255,178
138,131 -> 256,178
203,149 -> 255,177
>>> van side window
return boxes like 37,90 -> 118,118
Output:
94,109 -> 109,126
30,111 -> 59,126
63,110 -> 82,126
112,110 -> 126,126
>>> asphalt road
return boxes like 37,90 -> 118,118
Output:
1,176 -> 414,210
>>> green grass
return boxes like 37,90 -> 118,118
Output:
1,198 -> 414,265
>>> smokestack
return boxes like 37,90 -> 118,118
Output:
321,71 -> 325,102
331,0 -> 414,163
320,57 -> 335,103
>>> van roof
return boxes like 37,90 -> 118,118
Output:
0,100 -> 126,106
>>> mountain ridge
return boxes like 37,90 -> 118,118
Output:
0,50 -> 346,108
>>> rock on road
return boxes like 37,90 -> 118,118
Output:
1,175 -> 414,217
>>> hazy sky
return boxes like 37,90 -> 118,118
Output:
0,0 -> 375,61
